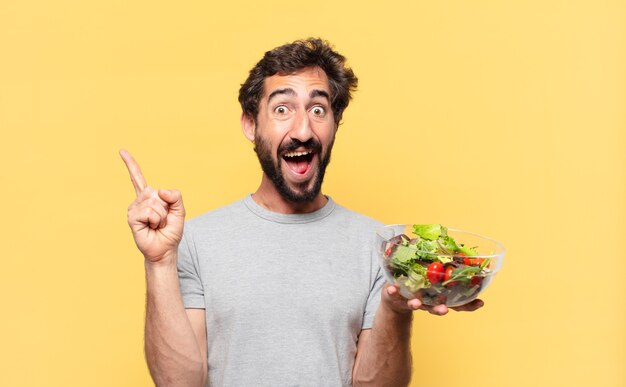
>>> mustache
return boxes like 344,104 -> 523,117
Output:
278,139 -> 322,154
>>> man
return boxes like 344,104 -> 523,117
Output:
121,38 -> 482,387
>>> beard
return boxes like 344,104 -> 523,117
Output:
253,134 -> 334,204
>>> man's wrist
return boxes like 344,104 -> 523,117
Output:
380,300 -> 413,325
144,251 -> 178,272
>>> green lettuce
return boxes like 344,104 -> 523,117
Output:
398,266 -> 430,292
390,244 -> 417,265
438,235 -> 459,253
412,224 -> 443,240
458,244 -> 479,256
414,239 -> 438,260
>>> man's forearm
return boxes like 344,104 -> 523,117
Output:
144,257 -> 206,387
353,303 -> 413,387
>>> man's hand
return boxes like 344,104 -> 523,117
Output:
353,285 -> 484,386
382,284 -> 484,316
120,149 -> 185,264
121,150 -> 206,386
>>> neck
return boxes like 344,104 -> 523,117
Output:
251,174 -> 327,214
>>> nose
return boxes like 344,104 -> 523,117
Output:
289,110 -> 314,143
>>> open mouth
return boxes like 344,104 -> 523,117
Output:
282,150 -> 316,175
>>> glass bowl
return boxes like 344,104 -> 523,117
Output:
376,224 -> 505,307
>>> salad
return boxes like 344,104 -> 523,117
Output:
382,224 -> 493,306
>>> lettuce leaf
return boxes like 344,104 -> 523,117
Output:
458,244 -> 479,257
414,239 -> 438,260
390,244 -> 417,264
412,224 -> 443,240
398,266 -> 430,292
438,235 -> 459,253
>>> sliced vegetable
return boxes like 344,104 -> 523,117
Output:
444,265 -> 458,286
426,262 -> 445,284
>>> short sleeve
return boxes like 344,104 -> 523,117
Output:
177,230 -> 205,308
361,254 -> 385,329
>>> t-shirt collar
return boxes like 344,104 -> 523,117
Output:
243,194 -> 336,224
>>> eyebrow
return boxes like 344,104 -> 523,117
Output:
267,88 -> 331,103
267,88 -> 296,103
310,89 -> 330,102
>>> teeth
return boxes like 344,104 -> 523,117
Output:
283,151 -> 312,158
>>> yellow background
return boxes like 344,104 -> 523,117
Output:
1,1 -> 624,386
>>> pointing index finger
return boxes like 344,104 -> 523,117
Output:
119,149 -> 148,196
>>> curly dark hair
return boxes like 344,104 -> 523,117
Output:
238,38 -> 358,125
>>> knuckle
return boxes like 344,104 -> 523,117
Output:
142,187 -> 155,198
153,194 -> 169,207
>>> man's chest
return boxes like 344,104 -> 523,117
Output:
193,231 -> 374,330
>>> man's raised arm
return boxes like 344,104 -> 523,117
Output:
120,150 -> 207,387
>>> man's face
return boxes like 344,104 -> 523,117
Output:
247,67 -> 337,203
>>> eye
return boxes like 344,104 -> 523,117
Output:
311,106 -> 326,116
274,105 -> 288,114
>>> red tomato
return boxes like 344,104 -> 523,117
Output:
384,245 -> 392,257
459,253 -> 472,266
461,253 -> 484,266
470,275 -> 484,286
444,265 -> 457,286
427,262 -> 445,284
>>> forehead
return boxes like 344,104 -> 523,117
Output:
262,67 -> 331,99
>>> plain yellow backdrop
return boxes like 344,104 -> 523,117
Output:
1,1 -> 624,386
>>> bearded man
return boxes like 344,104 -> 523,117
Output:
121,38 -> 481,387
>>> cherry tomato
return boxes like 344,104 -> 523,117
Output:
444,265 -> 458,286
427,262 -> 445,284
470,275 -> 484,286
458,252 -> 472,266
460,253 -> 484,266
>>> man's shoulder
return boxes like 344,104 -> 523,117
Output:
183,196 -> 249,233
330,199 -> 384,230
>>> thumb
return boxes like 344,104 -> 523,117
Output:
158,189 -> 185,216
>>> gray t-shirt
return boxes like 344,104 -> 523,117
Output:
178,195 -> 385,387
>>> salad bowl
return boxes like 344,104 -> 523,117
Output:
376,224 -> 505,307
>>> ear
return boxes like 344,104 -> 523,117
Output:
241,113 -> 256,142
